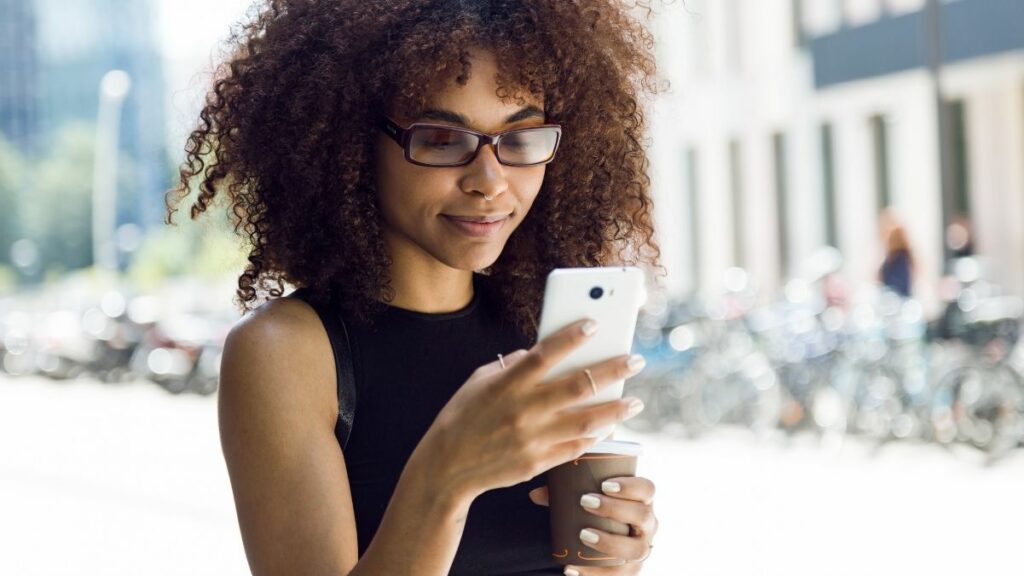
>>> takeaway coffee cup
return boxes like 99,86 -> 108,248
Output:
546,440 -> 643,567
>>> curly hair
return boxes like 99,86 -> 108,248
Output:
166,0 -> 668,341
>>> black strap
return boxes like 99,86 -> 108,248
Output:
288,288 -> 357,451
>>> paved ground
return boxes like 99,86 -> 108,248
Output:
2,374 -> 1021,575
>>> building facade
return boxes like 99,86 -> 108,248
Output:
0,0 -> 40,156
648,0 -> 1024,315
0,0 -> 169,229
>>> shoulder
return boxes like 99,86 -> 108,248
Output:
217,295 -> 360,573
220,294 -> 338,428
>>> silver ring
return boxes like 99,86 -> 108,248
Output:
497,353 -> 506,369
583,369 -> 597,396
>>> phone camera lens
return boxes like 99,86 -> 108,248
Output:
589,287 -> 604,300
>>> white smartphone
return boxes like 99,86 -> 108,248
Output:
536,266 -> 647,440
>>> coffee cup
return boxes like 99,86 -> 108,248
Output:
546,440 -> 643,567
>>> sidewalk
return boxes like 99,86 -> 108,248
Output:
2,374 -> 1021,575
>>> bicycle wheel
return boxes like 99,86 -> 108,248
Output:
931,364 -> 1024,458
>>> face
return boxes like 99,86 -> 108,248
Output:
373,48 -> 548,273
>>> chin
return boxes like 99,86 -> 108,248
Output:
436,245 -> 506,272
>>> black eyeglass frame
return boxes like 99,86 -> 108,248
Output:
380,116 -> 563,167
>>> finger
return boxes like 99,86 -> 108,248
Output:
578,492 -> 657,537
503,319 -> 598,391
576,526 -> 650,566
476,349 -> 529,378
530,353 -> 645,411
543,396 -> 643,445
528,485 -> 549,507
563,563 -> 643,576
600,476 -> 656,505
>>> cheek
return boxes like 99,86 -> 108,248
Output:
514,169 -> 546,214
375,146 -> 421,216
375,163 -> 451,226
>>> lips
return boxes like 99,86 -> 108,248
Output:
443,214 -> 510,224
441,214 -> 510,238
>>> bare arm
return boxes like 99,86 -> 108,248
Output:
349,445 -> 475,576
219,299 -> 476,576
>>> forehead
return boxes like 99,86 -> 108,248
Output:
392,47 -> 543,127
417,105 -> 545,130
429,60 -> 540,113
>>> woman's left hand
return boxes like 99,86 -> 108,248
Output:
529,476 -> 658,575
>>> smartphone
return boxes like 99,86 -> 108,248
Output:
536,266 -> 647,440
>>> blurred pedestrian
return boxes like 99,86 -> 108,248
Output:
878,216 -> 915,298
946,214 -> 975,260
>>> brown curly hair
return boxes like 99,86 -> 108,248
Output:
166,0 -> 668,340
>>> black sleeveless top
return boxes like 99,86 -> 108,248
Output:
288,274 -> 562,575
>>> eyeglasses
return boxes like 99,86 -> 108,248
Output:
380,116 -> 562,167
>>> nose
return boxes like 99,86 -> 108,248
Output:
460,142 -> 508,201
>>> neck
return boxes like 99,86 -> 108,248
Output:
383,230 -> 475,313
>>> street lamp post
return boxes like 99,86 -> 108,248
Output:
92,69 -> 132,273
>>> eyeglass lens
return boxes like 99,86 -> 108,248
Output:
408,127 -> 558,166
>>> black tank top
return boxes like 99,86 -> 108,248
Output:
288,274 -> 562,575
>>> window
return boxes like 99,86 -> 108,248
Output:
870,114 -> 891,212
686,147 -> 702,292
772,132 -> 791,277
820,123 -> 839,248
728,140 -> 746,267
792,0 -> 807,47
948,99 -> 970,217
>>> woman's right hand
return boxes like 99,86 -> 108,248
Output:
415,319 -> 647,501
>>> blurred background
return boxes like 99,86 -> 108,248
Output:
1,0 -> 1022,574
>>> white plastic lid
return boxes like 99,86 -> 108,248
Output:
588,440 -> 644,456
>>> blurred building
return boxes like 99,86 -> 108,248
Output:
0,0 -> 169,228
0,0 -> 40,155
649,0 -> 1024,314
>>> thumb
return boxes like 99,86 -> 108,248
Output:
528,485 -> 550,507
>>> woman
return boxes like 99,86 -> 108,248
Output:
879,218 -> 915,299
167,1 -> 665,574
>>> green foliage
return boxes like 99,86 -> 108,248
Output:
0,264 -> 15,294
126,211 -> 248,292
0,136 -> 24,267
24,123 -> 97,271
3,122 -> 248,290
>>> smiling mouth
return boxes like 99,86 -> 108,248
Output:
442,214 -> 512,224
440,214 -> 510,238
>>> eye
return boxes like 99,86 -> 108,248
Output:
423,130 -> 461,148
501,132 -> 530,149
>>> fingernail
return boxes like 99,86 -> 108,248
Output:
625,398 -> 645,419
602,480 -> 621,494
564,568 -> 580,576
581,320 -> 599,336
580,493 -> 601,510
627,354 -> 646,373
580,528 -> 600,545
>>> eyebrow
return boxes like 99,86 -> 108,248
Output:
418,105 -> 545,127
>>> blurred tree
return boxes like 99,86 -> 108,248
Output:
16,122 -> 142,279
22,123 -> 96,271
0,135 -> 23,268
126,223 -> 195,292
0,265 -> 14,293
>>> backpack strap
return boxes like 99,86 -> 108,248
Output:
288,288 -> 357,451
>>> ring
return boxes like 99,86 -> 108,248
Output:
583,369 -> 597,396
497,353 -> 506,369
